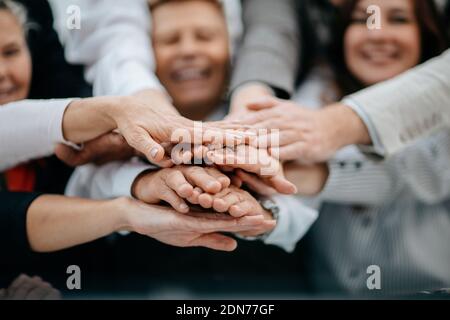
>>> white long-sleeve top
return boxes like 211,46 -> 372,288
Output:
0,99 -> 73,171
48,0 -> 243,96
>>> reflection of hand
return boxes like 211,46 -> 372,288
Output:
121,198 -> 269,251
206,144 -> 297,195
132,166 -> 230,213
55,132 -> 136,167
231,97 -> 370,164
0,274 -> 61,300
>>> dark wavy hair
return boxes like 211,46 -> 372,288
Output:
329,0 -> 449,98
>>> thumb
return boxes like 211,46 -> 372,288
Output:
124,127 -> 166,164
191,233 -> 238,252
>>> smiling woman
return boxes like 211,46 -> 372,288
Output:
150,0 -> 230,120
0,1 -> 32,105
330,0 -> 448,96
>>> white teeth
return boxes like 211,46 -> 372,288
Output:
364,50 -> 396,63
174,68 -> 207,81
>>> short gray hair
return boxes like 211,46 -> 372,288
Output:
0,0 -> 30,34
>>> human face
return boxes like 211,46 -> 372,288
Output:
152,0 -> 230,120
0,9 -> 31,105
344,0 -> 421,86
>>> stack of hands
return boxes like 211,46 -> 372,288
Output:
53,89 -> 337,252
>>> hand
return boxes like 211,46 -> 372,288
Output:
55,132 -> 136,167
62,89 -> 252,168
206,144 -> 297,195
0,274 -> 61,300
121,198 -> 270,251
284,162 -> 330,196
231,98 -> 371,164
228,83 -> 275,120
198,185 -> 276,237
132,165 -> 231,213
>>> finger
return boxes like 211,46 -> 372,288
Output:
190,233 -> 237,252
171,143 -> 193,165
165,170 -> 194,198
238,220 -> 277,237
246,96 -> 282,111
230,175 -> 243,188
54,144 -> 81,167
8,274 -> 30,297
9,279 -> 36,300
269,174 -> 298,195
123,127 -> 166,164
229,200 -> 257,217
192,145 -> 209,162
181,123 -> 252,147
184,213 -> 265,233
186,187 -> 203,205
235,108 -> 280,126
183,166 -> 222,194
269,141 -> 309,162
26,287 -> 53,300
206,121 -> 255,131
159,185 -> 189,213
236,170 -> 277,196
213,192 -> 240,213
208,151 -> 265,175
42,289 -> 62,300
198,193 -> 214,209
204,167 -> 230,189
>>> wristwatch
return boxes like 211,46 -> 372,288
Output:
237,197 -> 280,241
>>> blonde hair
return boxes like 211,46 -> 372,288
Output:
0,0 -> 30,34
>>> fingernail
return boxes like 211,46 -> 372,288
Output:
150,147 -> 159,158
207,181 -> 220,190
180,203 -> 189,211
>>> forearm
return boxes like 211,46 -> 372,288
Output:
61,97 -> 118,144
323,103 -> 372,149
0,99 -> 73,171
49,0 -> 162,96
231,0 -> 300,97
65,160 -> 154,199
26,195 -> 128,252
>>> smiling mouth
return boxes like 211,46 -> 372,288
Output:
361,49 -> 400,64
171,67 -> 212,83
0,87 -> 17,101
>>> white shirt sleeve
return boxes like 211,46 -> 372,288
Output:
65,158 -> 155,199
49,0 -> 163,96
263,195 -> 319,253
0,99 -> 74,171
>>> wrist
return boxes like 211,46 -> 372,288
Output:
63,97 -> 118,143
109,197 -> 137,233
131,170 -> 157,201
333,103 -> 371,146
230,82 -> 275,114
133,88 -> 179,116
323,104 -> 371,150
